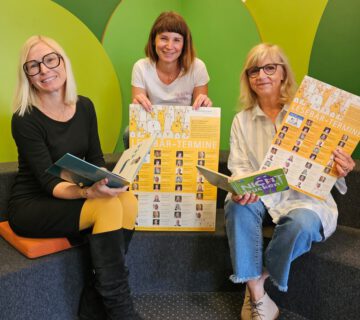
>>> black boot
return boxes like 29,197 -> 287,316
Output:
78,272 -> 107,320
123,228 -> 135,254
88,229 -> 138,320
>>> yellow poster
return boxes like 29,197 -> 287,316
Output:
261,76 -> 360,200
129,104 -> 221,231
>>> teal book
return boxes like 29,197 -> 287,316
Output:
196,166 -> 289,196
47,136 -> 156,188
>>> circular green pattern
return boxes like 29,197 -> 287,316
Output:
309,0 -> 360,157
0,0 -> 121,162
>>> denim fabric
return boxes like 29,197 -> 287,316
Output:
224,199 -> 324,292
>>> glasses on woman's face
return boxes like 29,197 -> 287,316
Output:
246,63 -> 283,78
23,52 -> 62,76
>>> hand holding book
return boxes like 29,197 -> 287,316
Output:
231,193 -> 260,205
196,165 -> 289,197
81,178 -> 129,199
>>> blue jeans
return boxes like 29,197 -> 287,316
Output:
224,199 -> 324,292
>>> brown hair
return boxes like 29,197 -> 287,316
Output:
145,11 -> 195,74
239,43 -> 297,110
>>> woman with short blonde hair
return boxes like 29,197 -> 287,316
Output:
225,43 -> 355,320
239,43 -> 296,110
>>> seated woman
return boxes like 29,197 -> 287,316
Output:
124,11 -> 212,147
225,43 -> 355,320
8,35 -> 141,320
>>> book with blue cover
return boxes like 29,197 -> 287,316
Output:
46,136 -> 156,188
196,165 -> 289,196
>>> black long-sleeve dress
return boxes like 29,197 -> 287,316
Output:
8,96 -> 105,238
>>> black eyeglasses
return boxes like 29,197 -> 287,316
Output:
23,52 -> 62,76
246,63 -> 283,78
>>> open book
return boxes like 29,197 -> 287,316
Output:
196,165 -> 289,196
46,136 -> 156,188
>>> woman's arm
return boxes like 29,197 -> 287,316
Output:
53,179 -> 129,199
132,86 -> 152,112
193,84 -> 212,109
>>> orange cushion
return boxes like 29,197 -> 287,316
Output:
0,221 -> 72,259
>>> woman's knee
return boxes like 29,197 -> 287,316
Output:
80,197 -> 125,231
277,210 -> 323,242
117,192 -> 138,215
117,192 -> 138,229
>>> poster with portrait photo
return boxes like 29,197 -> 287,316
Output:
129,104 -> 221,231
260,76 -> 360,200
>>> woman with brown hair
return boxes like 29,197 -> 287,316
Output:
131,11 -> 212,111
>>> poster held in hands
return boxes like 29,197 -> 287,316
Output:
260,76 -> 360,200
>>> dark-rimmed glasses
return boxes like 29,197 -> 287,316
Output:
23,52 -> 62,76
246,63 -> 283,78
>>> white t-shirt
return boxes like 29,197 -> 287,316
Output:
131,57 -> 210,106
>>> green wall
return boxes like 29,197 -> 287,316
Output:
0,1 -> 121,162
1,0 -> 359,161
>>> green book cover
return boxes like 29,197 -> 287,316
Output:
230,168 -> 289,196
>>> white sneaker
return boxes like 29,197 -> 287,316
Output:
240,286 -> 251,320
250,292 -> 279,320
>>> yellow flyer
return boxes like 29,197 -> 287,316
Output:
129,104 -> 221,231
261,76 -> 360,200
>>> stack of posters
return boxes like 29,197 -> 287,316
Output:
129,104 -> 221,231
261,76 -> 360,200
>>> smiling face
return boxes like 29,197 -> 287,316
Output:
26,42 -> 67,96
155,32 -> 184,64
248,56 -> 284,99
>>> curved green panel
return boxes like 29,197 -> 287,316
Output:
309,0 -> 360,158
0,0 -> 121,162
103,0 -> 180,151
183,0 -> 260,150
52,0 -> 120,41
103,0 -> 259,150
244,0 -> 328,84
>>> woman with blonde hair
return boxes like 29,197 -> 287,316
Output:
225,43 -> 355,320
9,35 -> 141,319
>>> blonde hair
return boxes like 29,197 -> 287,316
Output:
13,35 -> 77,116
145,11 -> 195,75
239,43 -> 297,110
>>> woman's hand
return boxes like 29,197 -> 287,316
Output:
333,148 -> 355,177
193,94 -> 212,109
133,94 -> 152,112
231,193 -> 259,205
86,178 -> 129,199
